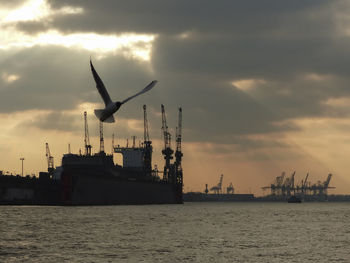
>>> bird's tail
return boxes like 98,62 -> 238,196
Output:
94,109 -> 115,123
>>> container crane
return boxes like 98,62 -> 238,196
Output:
301,173 -> 309,195
84,111 -> 92,156
210,174 -> 224,194
45,142 -> 54,175
227,182 -> 234,194
262,171 -> 285,195
161,104 -> 173,182
321,173 -> 334,196
143,105 -> 153,175
281,171 -> 295,196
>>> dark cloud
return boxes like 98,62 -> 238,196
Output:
17,111 -> 81,132
44,0 -> 331,36
3,0 -> 350,152
152,33 -> 348,81
15,21 -> 51,34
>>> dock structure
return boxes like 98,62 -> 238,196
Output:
262,172 -> 335,201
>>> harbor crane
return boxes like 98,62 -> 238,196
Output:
143,105 -> 153,175
300,173 -> 309,195
227,182 -> 234,194
262,172 -> 285,195
45,143 -> 54,175
284,171 -> 295,196
161,104 -> 174,182
310,173 -> 335,196
210,174 -> 224,194
84,111 -> 92,155
174,107 -> 183,185
262,172 -> 335,200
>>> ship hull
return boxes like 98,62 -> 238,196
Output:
0,174 -> 182,205
63,173 -> 182,205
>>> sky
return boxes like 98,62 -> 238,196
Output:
1,0 -> 350,195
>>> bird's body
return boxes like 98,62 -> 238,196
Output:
90,60 -> 157,123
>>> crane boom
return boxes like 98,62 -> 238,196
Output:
303,173 -> 309,188
324,174 -> 332,187
161,104 -> 171,149
45,142 -> 54,174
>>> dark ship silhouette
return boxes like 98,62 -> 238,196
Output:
0,105 -> 183,205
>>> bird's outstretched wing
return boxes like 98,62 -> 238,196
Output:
90,60 -> 112,106
121,80 -> 158,104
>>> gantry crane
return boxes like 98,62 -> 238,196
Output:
161,104 -> 174,182
319,173 -> 334,196
84,111 -> 92,155
227,182 -> 234,194
301,173 -> 309,195
45,142 -> 54,175
285,171 -> 295,196
262,172 -> 285,195
210,174 -> 224,194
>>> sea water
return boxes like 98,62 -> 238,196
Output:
0,202 -> 349,262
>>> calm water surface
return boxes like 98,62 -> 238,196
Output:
0,202 -> 349,262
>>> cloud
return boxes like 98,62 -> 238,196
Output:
2,0 -> 350,152
17,111 -> 81,132
0,46 -> 154,112
44,0 -> 331,35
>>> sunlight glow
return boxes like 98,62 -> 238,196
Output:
0,29 -> 155,60
232,79 -> 266,91
303,73 -> 332,81
1,73 -> 20,83
4,0 -> 49,22
0,0 -> 154,60
3,0 -> 83,23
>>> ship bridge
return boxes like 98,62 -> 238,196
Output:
114,146 -> 144,170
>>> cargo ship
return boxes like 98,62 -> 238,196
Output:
0,106 -> 183,205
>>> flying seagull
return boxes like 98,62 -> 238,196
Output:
90,59 -> 157,123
